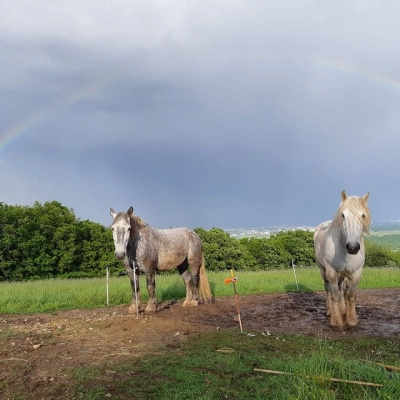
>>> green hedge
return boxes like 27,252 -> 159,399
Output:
1,201 -> 398,281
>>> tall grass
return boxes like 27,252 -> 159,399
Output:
0,267 -> 399,314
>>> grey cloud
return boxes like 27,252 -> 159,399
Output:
1,1 -> 400,229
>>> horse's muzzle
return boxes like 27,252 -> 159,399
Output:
346,242 -> 360,255
114,250 -> 126,260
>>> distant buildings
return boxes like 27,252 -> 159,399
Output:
226,226 -> 315,239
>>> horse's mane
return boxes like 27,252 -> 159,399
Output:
332,195 -> 371,234
131,213 -> 148,229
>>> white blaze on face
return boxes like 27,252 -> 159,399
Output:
341,209 -> 364,255
111,220 -> 131,259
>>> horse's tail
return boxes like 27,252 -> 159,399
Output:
198,254 -> 213,303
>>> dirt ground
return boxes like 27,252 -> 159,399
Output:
1,289 -> 399,398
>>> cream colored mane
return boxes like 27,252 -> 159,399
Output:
332,192 -> 371,234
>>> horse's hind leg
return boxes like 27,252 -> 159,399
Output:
319,265 -> 332,316
144,272 -> 157,312
178,261 -> 198,307
323,279 -> 332,316
338,276 -> 346,316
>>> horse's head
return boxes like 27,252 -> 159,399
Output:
110,206 -> 134,260
338,190 -> 370,255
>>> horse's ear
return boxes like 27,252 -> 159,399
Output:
127,206 -> 134,217
110,208 -> 117,219
341,190 -> 347,202
363,192 -> 369,202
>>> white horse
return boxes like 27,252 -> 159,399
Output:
314,190 -> 371,328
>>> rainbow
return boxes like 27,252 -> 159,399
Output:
316,58 -> 400,91
0,77 -> 115,154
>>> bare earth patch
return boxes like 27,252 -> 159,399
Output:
1,289 -> 399,398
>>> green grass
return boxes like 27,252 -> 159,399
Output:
359,267 -> 400,289
1,269 -> 399,399
67,331 -> 400,400
0,267 -> 399,314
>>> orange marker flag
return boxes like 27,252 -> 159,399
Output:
224,276 -> 238,284
224,268 -> 243,333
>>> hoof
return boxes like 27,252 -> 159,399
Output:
128,305 -> 139,314
329,323 -> 345,331
346,319 -> 358,328
329,317 -> 344,330
145,304 -> 157,312
182,300 -> 199,307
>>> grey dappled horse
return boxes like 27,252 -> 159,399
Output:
314,190 -> 371,329
110,207 -> 212,313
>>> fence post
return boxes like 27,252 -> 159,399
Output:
292,259 -> 299,291
106,266 -> 109,306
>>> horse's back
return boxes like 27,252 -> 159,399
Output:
144,226 -> 202,259
155,227 -> 201,247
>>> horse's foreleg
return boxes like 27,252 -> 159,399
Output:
345,270 -> 362,327
145,272 -> 157,312
326,268 -> 345,328
125,260 -> 140,314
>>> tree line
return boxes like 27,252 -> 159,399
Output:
0,201 -> 398,281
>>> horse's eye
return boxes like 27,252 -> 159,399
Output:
341,213 -> 345,218
127,227 -> 131,231
362,214 -> 365,219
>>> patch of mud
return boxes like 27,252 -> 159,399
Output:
155,289 -> 400,339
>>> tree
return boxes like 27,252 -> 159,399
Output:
239,237 -> 291,269
195,228 -> 250,271
0,201 -> 119,281
365,241 -> 397,267
74,220 -> 120,278
269,230 -> 315,267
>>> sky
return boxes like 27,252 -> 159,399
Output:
1,1 -> 400,230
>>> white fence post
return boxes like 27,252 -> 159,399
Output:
292,259 -> 299,291
106,266 -> 109,306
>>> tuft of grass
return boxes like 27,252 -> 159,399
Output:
0,268 -> 399,314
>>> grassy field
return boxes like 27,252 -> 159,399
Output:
1,269 -> 399,399
367,228 -> 400,251
369,230 -> 400,237
0,267 -> 399,314
367,234 -> 400,251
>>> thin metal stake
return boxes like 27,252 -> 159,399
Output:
232,277 -> 243,333
224,269 -> 243,333
292,259 -> 299,291
106,266 -> 109,306
133,262 -> 139,318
